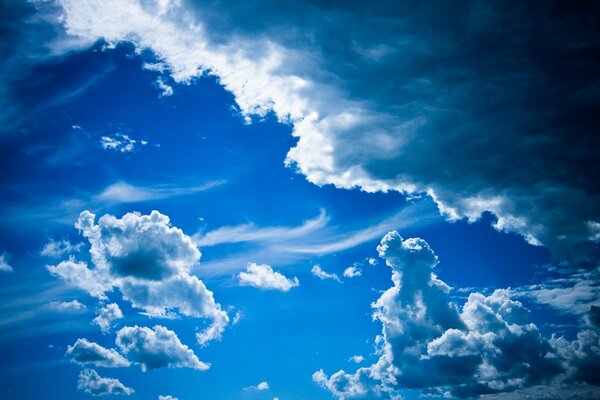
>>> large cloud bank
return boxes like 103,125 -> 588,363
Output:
49,210 -> 229,345
313,231 -> 600,399
48,0 -> 600,256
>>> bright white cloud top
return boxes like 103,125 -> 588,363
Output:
93,303 -> 124,333
311,264 -> 341,282
238,263 -> 299,292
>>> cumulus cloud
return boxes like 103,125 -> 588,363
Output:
349,355 -> 364,364
49,0 -> 600,256
238,263 -> 299,291
93,303 -> 123,333
50,210 -> 229,345
116,325 -> 209,371
311,265 -> 340,282
256,382 -> 270,390
314,231 -> 600,399
0,253 -> 13,272
48,300 -> 86,312
41,239 -> 83,257
78,368 -> 134,396
66,338 -> 130,368
343,266 -> 361,279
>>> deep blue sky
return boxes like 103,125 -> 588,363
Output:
0,1 -> 598,399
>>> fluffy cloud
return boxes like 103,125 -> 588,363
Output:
349,355 -> 364,364
50,210 -> 229,345
116,325 -> 209,371
41,239 -> 83,257
314,231 -> 600,399
343,266 -> 361,279
0,253 -> 13,272
50,0 -> 600,256
256,382 -> 270,390
311,264 -> 340,282
48,300 -> 86,312
100,134 -> 141,153
78,368 -> 134,396
158,396 -> 179,400
66,338 -> 130,368
93,303 -> 123,333
238,263 -> 299,291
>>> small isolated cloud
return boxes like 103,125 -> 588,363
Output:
48,300 -> 86,312
41,239 -> 83,257
100,134 -> 139,153
367,258 -> 377,266
93,303 -> 123,334
0,253 -> 13,272
238,263 -> 299,292
154,77 -> 173,97
78,369 -> 134,396
66,338 -> 130,368
343,266 -> 361,279
348,355 -> 364,364
256,382 -> 270,390
311,265 -> 340,282
116,325 -> 209,372
158,396 -> 179,400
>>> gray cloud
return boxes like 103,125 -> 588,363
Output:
66,338 -> 130,368
77,368 -> 134,396
116,325 -> 209,371
314,231 -> 600,399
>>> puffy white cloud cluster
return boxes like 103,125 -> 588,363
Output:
116,325 -> 209,371
314,231 -> 600,398
93,303 -> 123,333
343,266 -> 361,279
78,368 -> 134,396
41,239 -> 83,257
100,134 -> 143,153
66,338 -> 130,368
51,0 -> 600,256
49,210 -> 229,345
238,263 -> 299,291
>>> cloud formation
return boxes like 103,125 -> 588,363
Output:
116,325 -> 209,371
343,266 -> 361,279
49,0 -> 600,256
0,253 -> 13,272
314,231 -> 600,399
100,133 -> 141,153
78,368 -> 134,396
238,263 -> 299,291
41,239 -> 83,257
66,338 -> 130,368
50,210 -> 229,345
311,265 -> 340,282
48,300 -> 86,312
93,303 -> 123,333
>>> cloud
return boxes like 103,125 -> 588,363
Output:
0,253 -> 13,272
255,382 -> 270,390
311,265 -> 340,283
158,396 -> 179,400
49,0 -> 600,256
349,355 -> 364,364
343,266 -> 361,279
48,300 -> 86,312
64,210 -> 229,345
47,257 -> 111,299
100,134 -> 137,153
367,258 -> 377,266
238,263 -> 299,292
314,231 -> 600,399
154,77 -> 173,97
66,338 -> 130,368
41,239 -> 83,257
78,368 -> 134,396
94,180 -> 226,205
93,303 -> 123,333
116,325 -> 209,371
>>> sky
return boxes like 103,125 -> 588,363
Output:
0,1 -> 599,399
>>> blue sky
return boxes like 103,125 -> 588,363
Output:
0,1 -> 599,399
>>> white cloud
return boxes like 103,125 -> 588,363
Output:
343,266 -> 361,279
116,325 -> 209,371
348,355 -> 364,364
100,134 -> 137,153
47,256 -> 111,299
238,263 -> 299,292
158,396 -> 179,400
311,265 -> 340,282
0,253 -> 13,272
41,239 -> 83,257
48,300 -> 86,312
78,368 -> 134,396
94,180 -> 225,205
256,382 -> 270,390
314,231 -> 600,399
93,303 -> 123,333
367,258 -> 377,266
66,338 -> 130,368
51,0 -> 600,255
154,77 -> 173,97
